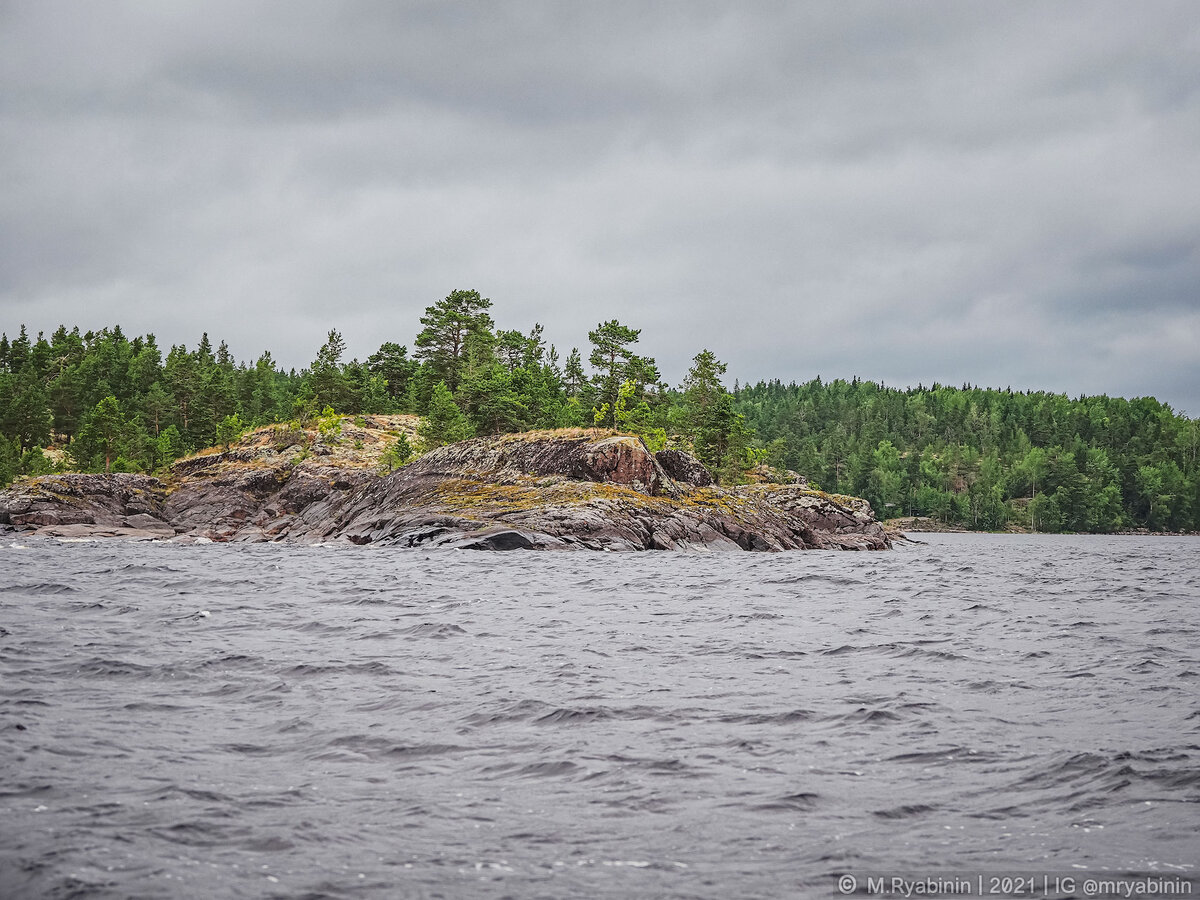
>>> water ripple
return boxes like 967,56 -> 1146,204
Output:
0,533 -> 1197,898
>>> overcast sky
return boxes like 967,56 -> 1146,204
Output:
2,2 -> 1198,415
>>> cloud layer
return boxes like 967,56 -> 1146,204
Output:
3,2 -> 1198,413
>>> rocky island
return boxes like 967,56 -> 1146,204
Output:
0,416 -> 890,551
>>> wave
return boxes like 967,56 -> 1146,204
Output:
3,534 -> 1198,897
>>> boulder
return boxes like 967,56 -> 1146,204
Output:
655,448 -> 714,487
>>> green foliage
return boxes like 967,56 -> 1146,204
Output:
679,350 -> 747,483
154,425 -> 185,470
588,320 -> 658,425
379,433 -> 414,474
0,434 -> 19,488
1028,492 -> 1063,533
357,373 -> 392,414
110,454 -> 142,474
457,361 -> 531,435
2,367 -> 52,451
610,380 -> 638,430
21,447 -> 55,477
0,443 -> 57,487
639,427 -> 668,453
0,324 -> 311,476
736,378 -> 1199,532
71,396 -> 129,473
365,342 -> 416,408
868,440 -> 904,514
563,348 -> 588,402
272,423 -> 309,452
593,379 -> 667,451
307,330 -> 352,410
316,406 -> 343,442
414,289 -> 495,391
215,413 -> 246,450
715,415 -> 754,486
418,382 -> 474,449
1136,461 -> 1187,531
290,385 -> 319,426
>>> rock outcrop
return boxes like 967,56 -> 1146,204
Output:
654,448 -> 714,487
0,423 -> 890,551
0,473 -> 173,539
399,432 -> 672,496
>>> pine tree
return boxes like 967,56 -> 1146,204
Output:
4,367 -> 52,452
587,320 -> 657,426
308,329 -> 351,411
414,289 -> 494,391
215,413 -> 246,450
73,396 -> 126,474
366,342 -> 416,404
418,382 -> 474,448
680,350 -> 741,479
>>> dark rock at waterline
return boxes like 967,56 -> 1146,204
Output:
0,473 -> 167,531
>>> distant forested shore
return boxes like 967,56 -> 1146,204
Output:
2,289 -> 1197,533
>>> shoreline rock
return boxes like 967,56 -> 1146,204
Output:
0,427 -> 891,551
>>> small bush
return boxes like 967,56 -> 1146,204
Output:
272,424 -> 309,452
379,433 -> 414,474
317,407 -> 343,443
216,414 -> 246,450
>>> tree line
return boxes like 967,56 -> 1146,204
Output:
737,378 -> 1199,533
0,290 -> 747,487
1,289 -> 1197,532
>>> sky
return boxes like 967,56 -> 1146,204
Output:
2,2 -> 1198,415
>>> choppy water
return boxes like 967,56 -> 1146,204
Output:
0,534 -> 1197,899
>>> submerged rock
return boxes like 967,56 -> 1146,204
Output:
0,428 -> 890,551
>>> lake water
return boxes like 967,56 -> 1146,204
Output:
0,534 -> 1197,899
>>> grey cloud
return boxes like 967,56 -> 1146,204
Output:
2,1 -> 1199,415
